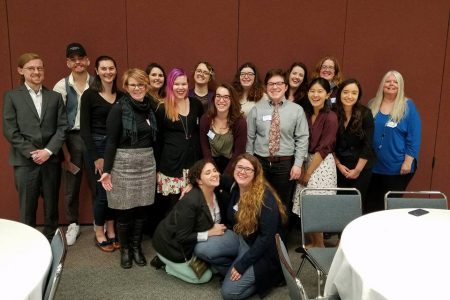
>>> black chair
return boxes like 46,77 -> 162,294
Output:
275,234 -> 340,300
43,228 -> 68,300
298,188 -> 361,297
385,191 -> 448,210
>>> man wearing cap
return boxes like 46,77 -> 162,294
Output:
53,42 -> 93,245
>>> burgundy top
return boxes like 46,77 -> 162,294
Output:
306,110 -> 338,159
199,114 -> 247,175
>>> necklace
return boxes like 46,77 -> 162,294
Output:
179,115 -> 189,140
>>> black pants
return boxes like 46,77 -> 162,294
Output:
14,162 -> 61,240
337,167 -> 372,214
365,172 -> 415,214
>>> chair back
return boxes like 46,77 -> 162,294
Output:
300,188 -> 362,234
275,234 -> 309,300
43,228 -> 68,300
385,191 -> 448,210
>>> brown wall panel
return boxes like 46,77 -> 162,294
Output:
431,13 -> 450,197
0,0 -> 17,220
342,0 -> 449,191
238,0 -> 347,76
126,0 -> 238,83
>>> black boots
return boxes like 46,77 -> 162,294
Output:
131,218 -> 147,266
117,222 -> 132,269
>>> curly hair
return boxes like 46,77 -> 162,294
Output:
312,56 -> 343,87
188,159 -> 217,188
206,83 -> 243,129
231,62 -> 264,102
232,154 -> 287,236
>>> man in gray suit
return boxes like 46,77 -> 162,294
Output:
3,53 -> 67,241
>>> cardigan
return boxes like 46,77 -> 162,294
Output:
199,114 -> 247,175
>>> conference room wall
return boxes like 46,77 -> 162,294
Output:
1,0 -> 449,223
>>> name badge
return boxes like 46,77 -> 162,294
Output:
146,119 -> 150,126
262,115 -> 272,121
207,130 -> 215,140
233,204 -> 239,212
386,121 -> 397,128
330,97 -> 336,104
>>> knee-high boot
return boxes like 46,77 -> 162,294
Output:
117,222 -> 132,269
131,218 -> 147,266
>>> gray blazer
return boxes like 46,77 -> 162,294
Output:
3,84 -> 67,166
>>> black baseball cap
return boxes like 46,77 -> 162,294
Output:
66,43 -> 87,58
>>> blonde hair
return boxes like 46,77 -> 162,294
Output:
122,68 -> 150,90
233,154 -> 288,236
368,70 -> 407,123
17,53 -> 42,84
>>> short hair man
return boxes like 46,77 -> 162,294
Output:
3,53 -> 67,241
53,43 -> 92,245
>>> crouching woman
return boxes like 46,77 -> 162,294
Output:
152,159 -> 233,283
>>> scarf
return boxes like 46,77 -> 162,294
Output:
121,94 -> 157,145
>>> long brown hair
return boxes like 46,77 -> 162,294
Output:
232,154 -> 287,236
207,83 -> 243,129
231,62 -> 264,102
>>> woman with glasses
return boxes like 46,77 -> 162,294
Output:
218,154 -> 287,299
145,62 -> 166,108
231,62 -> 266,117
334,79 -> 375,213
151,159 -> 233,284
199,83 -> 247,175
155,68 -> 204,212
285,62 -> 309,108
80,55 -> 123,252
366,71 -> 421,213
189,61 -> 215,112
246,69 -> 308,216
311,56 -> 344,105
99,68 -> 158,269
292,77 -> 338,248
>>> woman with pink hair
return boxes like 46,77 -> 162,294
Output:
155,68 -> 204,212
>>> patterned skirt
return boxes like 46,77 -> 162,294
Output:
157,169 -> 189,196
107,148 -> 156,210
292,153 -> 337,216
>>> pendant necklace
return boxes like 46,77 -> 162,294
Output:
180,115 -> 189,140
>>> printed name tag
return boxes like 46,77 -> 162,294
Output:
330,97 -> 336,104
233,204 -> 239,212
386,121 -> 397,128
207,130 -> 215,140
262,115 -> 272,121
146,119 -> 150,126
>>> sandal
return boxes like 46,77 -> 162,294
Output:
108,237 -> 121,250
95,237 -> 114,252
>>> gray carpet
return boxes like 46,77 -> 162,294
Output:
55,226 -> 322,300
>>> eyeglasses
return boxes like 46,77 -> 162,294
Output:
235,165 -> 254,174
127,83 -> 146,90
266,82 -> 285,88
23,66 -> 44,72
215,94 -> 231,101
195,69 -> 211,76
321,65 -> 335,71
240,72 -> 255,78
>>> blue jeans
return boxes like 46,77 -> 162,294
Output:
221,235 -> 256,300
85,134 -> 113,226
194,229 -> 239,276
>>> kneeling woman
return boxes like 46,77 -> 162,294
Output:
221,153 -> 287,299
152,159 -> 231,283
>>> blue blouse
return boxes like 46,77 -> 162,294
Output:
372,99 -> 421,175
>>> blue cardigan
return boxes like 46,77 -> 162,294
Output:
372,99 -> 421,175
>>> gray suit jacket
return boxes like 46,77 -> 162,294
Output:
3,84 -> 67,166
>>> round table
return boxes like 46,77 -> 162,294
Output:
324,209 -> 450,300
0,219 -> 52,300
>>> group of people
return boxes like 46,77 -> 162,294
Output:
3,41 -> 422,299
